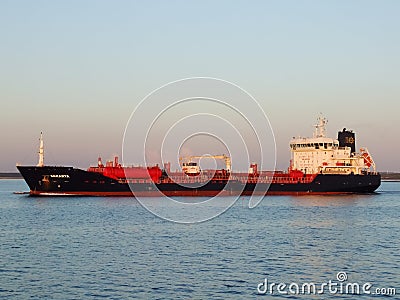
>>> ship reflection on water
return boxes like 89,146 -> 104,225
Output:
289,193 -> 378,207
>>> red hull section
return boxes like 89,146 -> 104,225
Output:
88,165 -> 162,181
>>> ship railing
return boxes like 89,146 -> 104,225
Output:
239,175 -> 315,184
165,174 -> 234,183
121,179 -> 155,184
166,175 -> 212,184
121,174 -> 319,184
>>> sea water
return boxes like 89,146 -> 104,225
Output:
0,180 -> 398,299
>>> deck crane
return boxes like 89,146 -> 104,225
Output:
179,154 -> 231,176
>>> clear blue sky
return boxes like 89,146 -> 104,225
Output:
1,0 -> 399,172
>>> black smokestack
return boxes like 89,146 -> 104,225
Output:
338,128 -> 356,153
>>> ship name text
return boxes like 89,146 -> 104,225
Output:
50,174 -> 70,178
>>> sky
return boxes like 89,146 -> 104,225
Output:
1,0 -> 399,172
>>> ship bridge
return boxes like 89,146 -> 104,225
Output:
289,116 -> 376,175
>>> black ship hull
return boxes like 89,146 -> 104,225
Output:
17,166 -> 381,196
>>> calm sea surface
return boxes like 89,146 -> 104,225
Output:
0,180 -> 398,299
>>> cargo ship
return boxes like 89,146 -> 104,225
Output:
17,116 -> 381,196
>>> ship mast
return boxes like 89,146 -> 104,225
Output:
37,132 -> 44,167
314,115 -> 327,138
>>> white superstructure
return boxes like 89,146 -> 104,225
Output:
289,116 -> 376,175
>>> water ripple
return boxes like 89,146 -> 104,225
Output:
0,180 -> 399,299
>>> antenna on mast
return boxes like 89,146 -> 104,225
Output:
37,132 -> 44,167
313,115 -> 327,138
